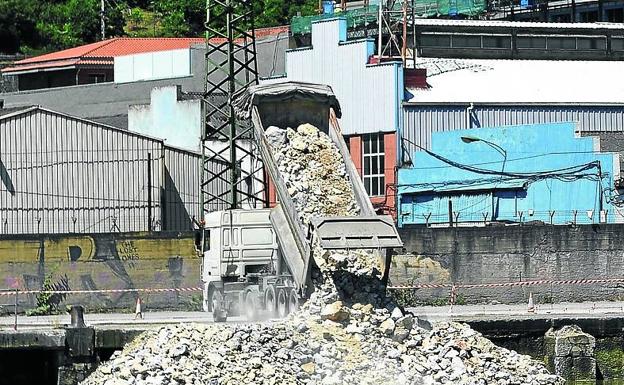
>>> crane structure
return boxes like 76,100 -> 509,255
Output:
202,0 -> 266,214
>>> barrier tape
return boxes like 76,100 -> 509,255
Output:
388,277 -> 624,290
4,277 -> 624,297
0,287 -> 203,296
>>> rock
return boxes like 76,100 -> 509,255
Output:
391,307 -> 404,320
265,126 -> 287,147
320,301 -> 349,322
80,123 -> 563,385
297,123 -> 319,137
379,318 -> 396,336
301,362 -> 316,374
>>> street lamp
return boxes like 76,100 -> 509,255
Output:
460,136 -> 508,222
460,136 -> 507,173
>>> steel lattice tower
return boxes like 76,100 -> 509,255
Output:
202,0 -> 265,214
378,0 -> 414,67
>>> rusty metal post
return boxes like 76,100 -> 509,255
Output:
14,288 -> 18,331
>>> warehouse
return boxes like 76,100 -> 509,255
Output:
0,106 -> 206,234
401,56 -> 624,162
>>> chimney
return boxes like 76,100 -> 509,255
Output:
404,68 -> 427,89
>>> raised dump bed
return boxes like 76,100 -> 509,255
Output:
235,81 -> 403,296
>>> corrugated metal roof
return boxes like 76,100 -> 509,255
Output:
0,106 -> 37,117
406,58 -> 624,104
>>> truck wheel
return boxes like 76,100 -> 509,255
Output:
209,287 -> 221,313
277,289 -> 288,318
245,292 -> 258,321
264,285 -> 277,318
288,289 -> 300,313
212,291 -> 227,322
204,285 -> 215,312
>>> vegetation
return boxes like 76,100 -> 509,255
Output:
0,0 -> 319,55
26,273 -> 70,316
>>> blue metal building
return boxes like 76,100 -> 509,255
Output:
397,122 -> 622,227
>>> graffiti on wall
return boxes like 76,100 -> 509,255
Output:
0,232 -> 199,311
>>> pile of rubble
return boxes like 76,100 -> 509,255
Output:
82,124 -> 562,385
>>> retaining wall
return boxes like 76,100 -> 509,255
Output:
0,232 -> 200,313
392,224 -> 624,304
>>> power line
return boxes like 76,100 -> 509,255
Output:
403,149 -> 616,171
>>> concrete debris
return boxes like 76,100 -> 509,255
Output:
82,124 -> 562,385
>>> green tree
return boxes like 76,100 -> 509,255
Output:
0,0 -> 41,53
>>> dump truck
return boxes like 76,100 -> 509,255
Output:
199,82 -> 403,322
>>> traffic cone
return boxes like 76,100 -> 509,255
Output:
134,297 -> 143,319
527,293 -> 535,313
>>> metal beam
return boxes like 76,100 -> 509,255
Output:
202,0 -> 265,214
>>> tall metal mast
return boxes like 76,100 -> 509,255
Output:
202,0 -> 265,214
378,0 -> 413,66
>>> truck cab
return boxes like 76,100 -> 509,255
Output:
200,209 -> 283,315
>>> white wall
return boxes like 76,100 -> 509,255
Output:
262,18 -> 403,136
128,86 -> 202,151
115,49 -> 192,83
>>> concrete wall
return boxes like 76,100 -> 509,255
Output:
128,86 -> 202,151
115,49 -> 191,83
0,232 -> 200,313
392,224 -> 624,304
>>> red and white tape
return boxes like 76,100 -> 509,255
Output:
0,287 -> 203,296
388,277 -> 624,290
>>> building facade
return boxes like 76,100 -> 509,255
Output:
398,122 -> 622,227
1,38 -> 205,91
0,107 -> 204,234
265,17 -> 404,214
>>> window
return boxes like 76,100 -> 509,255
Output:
420,34 -> 451,48
362,133 -> 385,197
482,36 -> 511,49
451,35 -> 481,48
579,10 -> 599,22
613,37 -> 624,51
547,37 -> 576,50
577,37 -> 606,50
607,8 -> 624,22
88,74 -> 106,84
517,36 -> 546,49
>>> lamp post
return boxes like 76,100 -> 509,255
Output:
461,136 -> 508,222
460,136 -> 507,174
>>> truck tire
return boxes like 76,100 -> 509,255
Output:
212,291 -> 227,322
264,285 -> 277,317
245,291 -> 259,321
277,288 -> 288,318
288,289 -> 299,313
204,285 -> 215,312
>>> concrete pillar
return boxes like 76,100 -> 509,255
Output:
545,325 -> 596,382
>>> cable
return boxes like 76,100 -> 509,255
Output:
401,137 -> 602,181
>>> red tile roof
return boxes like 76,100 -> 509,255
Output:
2,29 -> 289,75
3,37 -> 205,74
